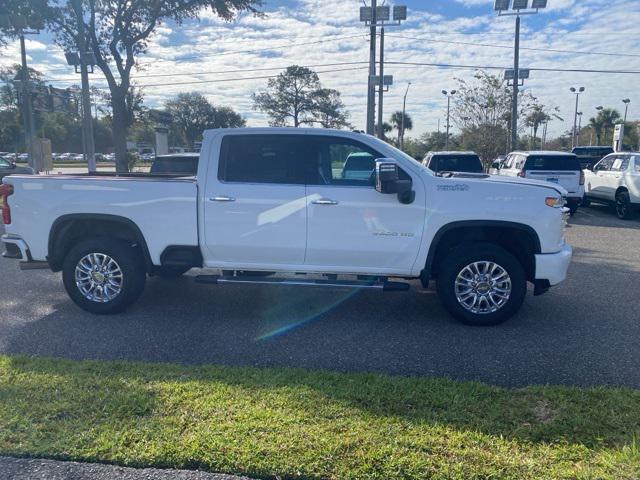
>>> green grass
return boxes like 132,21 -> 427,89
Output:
0,355 -> 638,479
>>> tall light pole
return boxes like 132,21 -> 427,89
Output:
399,81 -> 411,149
442,89 -> 456,150
494,0 -> 547,151
622,98 -> 630,123
360,3 -> 407,136
576,111 -> 583,147
570,86 -> 585,149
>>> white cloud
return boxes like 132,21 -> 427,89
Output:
0,0 -> 638,139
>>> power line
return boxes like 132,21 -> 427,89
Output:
46,61 -> 370,83
385,61 -> 640,75
87,65 -> 369,90
385,33 -> 640,58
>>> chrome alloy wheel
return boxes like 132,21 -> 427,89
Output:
454,261 -> 511,315
75,253 -> 123,303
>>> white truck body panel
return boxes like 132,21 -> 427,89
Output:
3,128 -> 570,283
4,176 -> 198,264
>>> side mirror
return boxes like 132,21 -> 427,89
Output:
491,160 -> 501,169
375,160 -> 399,194
375,159 -> 415,204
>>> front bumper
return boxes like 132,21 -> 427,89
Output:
1,234 -> 32,262
535,243 -> 572,286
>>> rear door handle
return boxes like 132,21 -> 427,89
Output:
312,198 -> 339,205
210,195 -> 235,202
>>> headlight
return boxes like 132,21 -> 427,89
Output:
545,196 -> 566,208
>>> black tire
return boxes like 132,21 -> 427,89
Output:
615,191 -> 633,220
436,243 -> 527,326
569,205 -> 578,216
152,266 -> 191,277
62,237 -> 146,314
581,196 -> 591,208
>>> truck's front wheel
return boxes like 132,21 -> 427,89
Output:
436,243 -> 526,326
62,237 -> 146,314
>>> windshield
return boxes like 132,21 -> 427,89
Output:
524,155 -> 580,171
0,158 -> 10,168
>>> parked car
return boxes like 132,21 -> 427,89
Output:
150,153 -> 199,175
0,156 -> 33,181
423,151 -> 484,175
583,152 -> 640,219
1,128 -> 572,326
572,146 -> 614,170
495,151 -> 583,215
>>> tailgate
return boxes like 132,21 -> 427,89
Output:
525,170 -> 580,194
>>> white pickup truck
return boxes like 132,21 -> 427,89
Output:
1,128 -> 573,326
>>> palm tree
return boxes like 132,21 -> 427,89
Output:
599,108 -> 621,145
588,116 -> 604,145
525,105 -> 550,149
389,111 -> 413,146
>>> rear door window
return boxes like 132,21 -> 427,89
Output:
610,156 -> 629,172
218,135 -> 306,184
524,155 -> 580,171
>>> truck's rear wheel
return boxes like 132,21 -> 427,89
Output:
436,243 -> 526,326
62,237 -> 146,314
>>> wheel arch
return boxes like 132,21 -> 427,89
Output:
422,221 -> 541,285
48,214 -> 152,272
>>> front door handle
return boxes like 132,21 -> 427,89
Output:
210,195 -> 235,202
312,198 -> 339,205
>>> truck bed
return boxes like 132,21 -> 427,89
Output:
3,174 -> 199,264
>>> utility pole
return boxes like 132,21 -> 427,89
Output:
442,90 -> 456,150
494,0 -> 546,151
399,82 -> 411,150
360,3 -> 407,136
622,98 -> 630,123
511,15 -> 520,151
71,0 -> 96,172
377,26 -> 385,139
366,0 -> 377,136
576,112 -> 583,147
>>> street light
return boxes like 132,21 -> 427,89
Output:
494,0 -> 547,151
570,86 -> 585,149
622,98 -> 631,123
399,82 -> 411,150
442,89 -> 456,150
576,111 -> 583,147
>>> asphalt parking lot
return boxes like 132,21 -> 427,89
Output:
1,204 -> 639,388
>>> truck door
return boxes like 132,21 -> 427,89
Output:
303,135 -> 425,275
202,134 -> 307,267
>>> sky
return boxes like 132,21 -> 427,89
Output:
1,0 -> 639,139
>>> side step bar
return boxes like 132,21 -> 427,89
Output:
195,275 -> 410,292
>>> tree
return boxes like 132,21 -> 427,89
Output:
389,110 -> 413,146
598,108 -> 621,145
253,65 -> 350,128
166,92 -> 245,149
44,0 -> 262,172
312,88 -> 351,129
588,116 -> 604,145
451,71 -> 541,161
